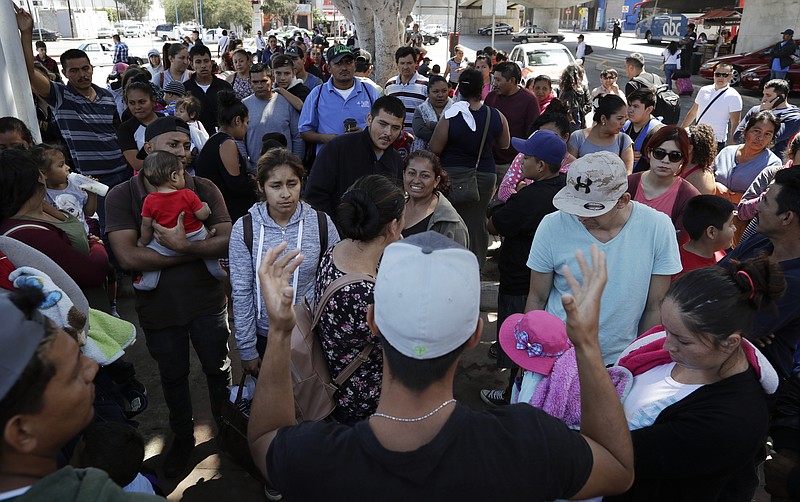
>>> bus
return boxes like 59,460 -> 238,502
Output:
634,4 -> 709,44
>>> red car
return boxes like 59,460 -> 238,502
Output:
740,64 -> 800,92
699,39 -> 800,87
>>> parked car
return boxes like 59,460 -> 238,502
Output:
31,28 -> 59,41
741,64 -> 800,93
508,42 -> 588,90
512,26 -> 565,43
77,42 -> 115,66
478,23 -> 513,36
123,23 -> 147,38
113,23 -> 125,35
97,26 -> 115,39
699,39 -> 800,86
155,23 -> 181,41
204,28 -> 225,43
424,24 -> 447,36
421,30 -> 439,45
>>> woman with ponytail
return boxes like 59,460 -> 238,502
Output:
195,89 -> 256,222
605,254 -> 786,501
314,174 -> 405,425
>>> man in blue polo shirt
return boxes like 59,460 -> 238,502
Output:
299,44 -> 381,154
16,5 -> 128,228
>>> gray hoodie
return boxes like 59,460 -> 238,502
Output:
229,200 -> 339,361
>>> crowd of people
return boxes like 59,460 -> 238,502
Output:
3,6 -> 800,500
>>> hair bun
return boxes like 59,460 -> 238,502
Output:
336,188 -> 381,240
730,255 -> 786,311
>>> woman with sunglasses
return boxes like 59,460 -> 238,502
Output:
590,68 -> 625,106
626,126 -> 700,243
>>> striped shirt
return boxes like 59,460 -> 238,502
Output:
46,81 -> 128,177
384,73 -> 428,133
113,41 -> 128,64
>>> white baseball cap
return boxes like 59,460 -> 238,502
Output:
374,232 -> 480,360
552,151 -> 628,217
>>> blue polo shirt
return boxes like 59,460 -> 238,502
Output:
47,81 -> 128,177
298,78 -> 380,153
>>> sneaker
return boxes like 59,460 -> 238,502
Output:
487,342 -> 498,359
480,388 -> 509,407
163,435 -> 194,478
264,485 -> 283,501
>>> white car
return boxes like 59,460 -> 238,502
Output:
78,42 -> 115,66
123,23 -> 146,38
423,24 -> 447,36
509,42 -> 588,90
97,26 -> 115,39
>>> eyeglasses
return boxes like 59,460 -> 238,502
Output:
714,72 -> 730,77
651,148 -> 683,163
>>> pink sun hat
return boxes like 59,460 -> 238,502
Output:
499,311 -> 571,375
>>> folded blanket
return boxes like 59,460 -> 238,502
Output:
83,308 -> 137,366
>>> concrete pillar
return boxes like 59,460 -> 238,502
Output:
0,1 -> 41,142
531,7 -> 559,33
736,0 -> 800,54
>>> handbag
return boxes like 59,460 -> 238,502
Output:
217,374 -> 265,481
447,107 -> 492,205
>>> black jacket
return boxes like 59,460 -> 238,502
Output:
770,39 -> 798,70
183,75 -> 233,133
304,129 -> 403,218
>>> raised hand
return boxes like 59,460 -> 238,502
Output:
13,4 -> 34,32
257,241 -> 304,334
561,245 -> 607,349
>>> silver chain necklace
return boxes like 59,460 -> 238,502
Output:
371,399 -> 457,423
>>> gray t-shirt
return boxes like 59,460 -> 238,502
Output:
568,129 -> 633,158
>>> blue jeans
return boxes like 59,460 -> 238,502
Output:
664,64 -> 677,89
772,69 -> 788,80
143,308 -> 232,437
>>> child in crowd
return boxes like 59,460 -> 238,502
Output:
676,194 -> 736,279
429,64 -> 441,76
37,144 -> 97,235
135,151 -> 226,291
72,422 -> 159,495
174,95 -> 209,155
161,80 -> 186,116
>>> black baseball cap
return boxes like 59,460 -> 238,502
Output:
145,116 -> 190,142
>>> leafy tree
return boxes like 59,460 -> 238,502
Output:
261,0 -> 296,25
119,0 -> 153,20
162,0 -> 197,24
205,0 -> 252,29
100,7 -> 119,22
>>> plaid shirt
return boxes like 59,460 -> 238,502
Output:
113,41 -> 129,64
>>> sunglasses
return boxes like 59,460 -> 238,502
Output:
601,74 -> 617,79
714,72 -> 730,77
651,148 -> 683,163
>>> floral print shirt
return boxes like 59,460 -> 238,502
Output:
314,247 -> 382,422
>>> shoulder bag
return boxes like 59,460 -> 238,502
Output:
447,107 -> 492,205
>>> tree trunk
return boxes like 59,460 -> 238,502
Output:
368,0 -> 414,87
330,0 -> 374,58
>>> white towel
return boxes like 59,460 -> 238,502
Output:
443,101 -> 476,131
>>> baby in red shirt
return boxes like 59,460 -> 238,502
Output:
674,194 -> 736,280
135,151 -> 226,291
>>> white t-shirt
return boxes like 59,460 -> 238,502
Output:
624,362 -> 703,430
693,85 -> 743,142
334,85 -> 355,101
662,48 -> 681,67
527,203 -> 682,363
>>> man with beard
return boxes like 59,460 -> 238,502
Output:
15,5 -> 128,228
304,96 -> 405,217
299,45 -> 382,154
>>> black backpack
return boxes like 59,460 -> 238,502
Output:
584,44 -> 594,56
631,73 -> 681,125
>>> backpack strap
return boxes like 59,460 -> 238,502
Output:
316,209 -> 327,270
243,212 -> 254,255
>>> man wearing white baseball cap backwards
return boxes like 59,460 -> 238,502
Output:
248,232 -> 634,500
525,151 -> 681,365
0,288 -> 160,501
